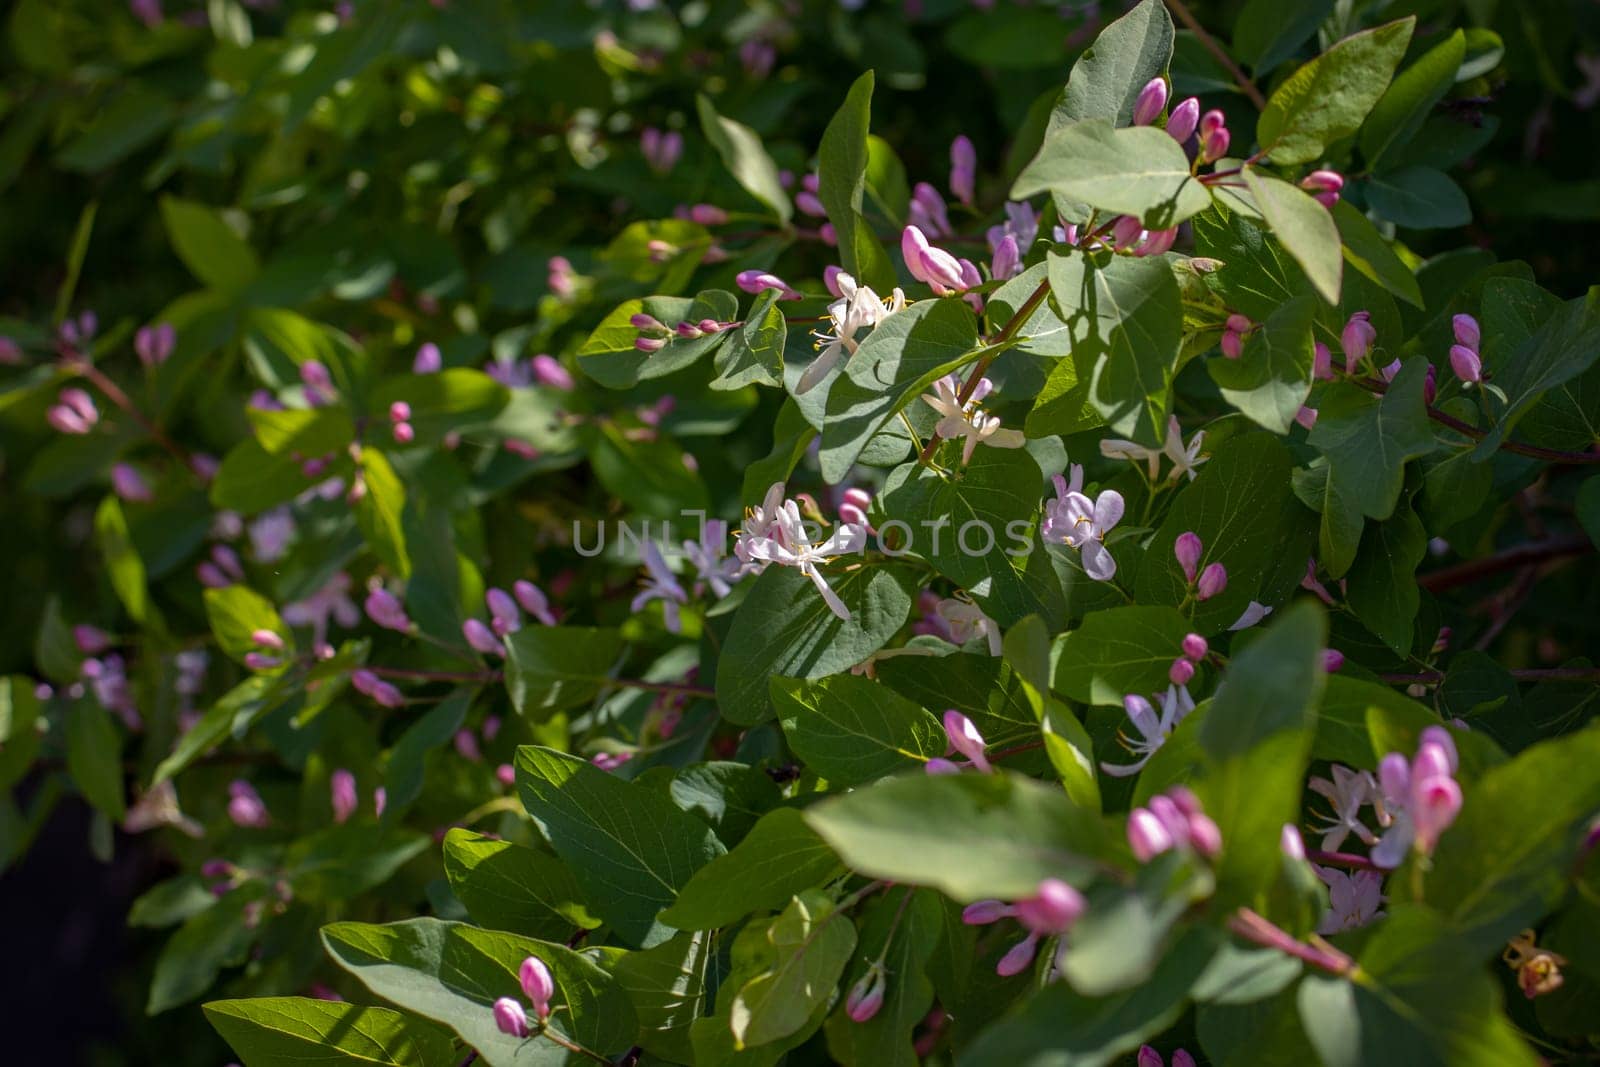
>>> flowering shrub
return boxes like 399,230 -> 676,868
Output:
3,0 -> 1600,1064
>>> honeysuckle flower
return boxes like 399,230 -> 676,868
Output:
735,486 -> 868,620
486,587 -> 523,637
351,668 -> 405,708
493,997 -> 530,1038
1198,109 -> 1230,162
846,965 -> 887,1022
1371,727 -> 1463,868
1168,657 -> 1194,685
1309,765 -> 1381,851
798,271 -> 906,394
987,201 -> 1040,255
227,780 -> 271,828
639,126 -> 682,174
1195,562 -> 1227,601
837,487 -> 872,527
1133,77 -> 1168,126
462,618 -> 501,657
1099,434 -> 1164,480
1322,648 -> 1345,672
1102,685 -> 1194,777
1229,599 -> 1273,630
1220,329 -> 1243,359
1423,363 -> 1438,404
413,342 -> 442,373
1340,311 -> 1375,373
592,751 -> 632,772
1042,477 -> 1124,581
901,226 -> 980,295
1312,340 -> 1335,381
1174,532 -> 1202,584
123,780 -> 204,838
965,877 -> 1086,977
1166,96 -> 1200,142
1449,343 -> 1482,384
48,388 -> 100,434
74,624 -> 113,655
795,178 -> 827,218
935,593 -> 1002,656
941,710 -> 992,772
1281,823 -> 1307,861
519,956 -> 554,1020
990,233 -> 1021,280
632,541 -> 689,633
736,269 -> 802,301
330,769 -> 358,824
909,182 -> 955,238
1160,418 -> 1208,478
950,135 -> 977,205
1181,633 -> 1208,660
60,310 -> 97,347
363,587 -> 411,632
1453,313 -> 1481,349
922,374 -> 1025,464
681,520 -> 744,599
1300,169 -> 1344,208
1129,785 -> 1220,861
1316,867 -> 1385,934
1136,227 -> 1177,257
282,572 -> 360,647
135,322 -> 176,367
111,463 -> 154,503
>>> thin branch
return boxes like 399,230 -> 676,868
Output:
1163,0 -> 1267,110
1348,376 -> 1600,465
1307,849 -> 1386,872
1417,534 -> 1591,592
1376,666 -> 1600,686
62,357 -> 193,470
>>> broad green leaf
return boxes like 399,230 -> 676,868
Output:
204,585 -> 291,664
285,824 -> 430,902
210,438 -> 317,515
668,762 -> 784,844
823,888 -> 942,1067
1135,433 -> 1302,634
1332,200 -> 1424,308
160,196 -> 260,292
715,564 -> 916,726
1296,907 -> 1537,1067
877,650 -> 1044,752
355,449 -> 409,578
1050,0 -> 1175,129
503,626 -> 624,717
729,890 -> 858,1049
515,746 -> 725,947
442,829 -> 599,940
371,369 -> 510,446
204,997 -> 455,1067
0,677 -> 42,790
1474,287 -> 1600,457
1421,727 -> 1600,951
772,674 -> 944,787
714,287 -> 786,390
805,772 -> 1107,901
591,421 -> 709,518
66,698 -> 124,820
1054,605 -> 1191,706
697,95 -> 792,225
95,496 -> 152,626
1191,208 -> 1309,323
1047,249 -> 1182,444
1360,31 -> 1466,170
1014,121 -> 1211,229
1209,294 -> 1317,433
382,688 -> 474,818
1312,676 -> 1504,773
613,930 -> 712,1062
1006,615 -> 1100,809
817,72 -> 895,293
1200,601 -> 1327,760
149,888 -> 263,1014
1257,18 -> 1415,165
1234,0 -> 1335,74
128,877 -> 217,930
661,808 -> 843,930
321,918 -> 638,1065
247,407 -> 356,457
577,292 -> 735,390
1243,169 -> 1342,304
153,675 -> 287,785
1365,166 -> 1471,229
1344,499 -> 1426,655
818,298 -> 978,484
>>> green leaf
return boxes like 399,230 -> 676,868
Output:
160,196 -> 260,293
153,676 -> 287,785
204,997 -> 455,1067
1332,200 -> 1424,308
371,369 -> 511,446
210,438 -> 316,515
58,88 -> 177,172
1192,208 -> 1309,323
591,421 -> 709,518
817,72 -> 896,293
729,890 -> 858,1049
503,626 -> 624,717
285,824 -> 430,902
1014,121 -> 1212,229
355,449 -> 410,578
1344,499 -> 1426,655
1475,287 -> 1600,458
1257,18 -> 1415,165
1054,606 -> 1191,705
1234,0 -> 1334,74
1135,433 -> 1302,634
1360,31 -> 1466,170
1047,249 -> 1183,444
714,288 -> 786,390
95,496 -> 152,626
613,930 -> 712,1062
823,888 -> 943,1067
805,772 -> 1107,901
578,292 -> 736,390
204,585 -> 291,664
818,297 -> 978,484
1365,166 -> 1471,230
772,674 -> 944,787
668,762 -> 783,845
1210,294 -> 1317,433
66,698 -> 124,820
149,889 -> 262,1014
661,809 -> 844,930
1296,906 -> 1537,1067
715,564 -> 916,726
1200,601 -> 1327,760
1050,0 -> 1175,128
697,95 -> 792,225
515,746 -> 725,947
442,829 -> 599,940
247,407 -> 356,457
1421,727 -> 1600,951
321,918 -> 638,1064
1243,169 -> 1342,305
0,677 -> 42,790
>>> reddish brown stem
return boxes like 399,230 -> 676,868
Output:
1417,534 -> 1592,592
1348,376 -> 1600,465
1163,0 -> 1267,110
1307,849 -> 1386,872
1376,666 -> 1600,686
63,357 -> 192,470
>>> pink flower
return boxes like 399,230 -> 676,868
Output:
492,997 -> 530,1038
1169,657 -> 1195,686
1196,562 -> 1227,601
463,618 -> 502,656
1452,313 -> 1480,349
1340,311 -> 1375,373
909,182 -> 954,238
330,769 -> 358,824
531,354 -> 574,391
1174,532 -> 1202,584
364,588 -> 411,632
135,323 -> 176,367
486,587 -> 522,636
640,126 -> 683,174
513,580 -> 559,626
1013,878 -> 1084,934
351,669 -> 404,708
735,270 -> 801,301
48,388 -> 100,435
900,225 -> 979,296
941,710 -> 992,773
111,463 -> 154,503
227,780 -> 271,828
1181,633 -> 1208,661
519,956 -> 554,1020
1449,344 -> 1482,384
950,135 -> 977,205
73,624 -> 113,655
845,966 -> 886,1022
1166,97 -> 1200,142
1133,77 -> 1168,126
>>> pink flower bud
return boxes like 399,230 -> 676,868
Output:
1299,170 -> 1344,193
496,763 -> 516,786
845,967 -> 886,1022
924,757 -> 961,775
839,487 -> 872,526
1111,214 -> 1144,250
1199,109 -> 1225,137
364,588 -> 411,632
388,401 -> 411,423
996,931 -> 1041,977
950,135 -> 977,206
1200,125 -> 1230,163
1423,364 -> 1438,405
1452,314 -> 1480,350
519,956 -> 555,1019
1174,532 -> 1203,585
1133,77 -> 1168,126
392,421 -> 415,444
962,900 -> 1014,925
1013,878 -> 1085,934
823,265 -> 846,298
487,587 -> 522,635
634,336 -> 667,353
463,618 -> 502,656
1322,649 -> 1345,672
1181,633 -> 1208,661
1280,823 -> 1307,861
990,233 -> 1021,280
300,360 -> 333,392
331,769 -> 358,824
735,270 -> 800,300
676,322 -> 704,339
1169,657 -> 1195,686
1419,725 -> 1458,773
1313,190 -> 1339,209
74,624 -> 113,655
1449,344 -> 1481,383
110,463 -> 153,502
1196,562 -> 1227,601
454,729 -> 483,762
243,652 -> 280,671
1166,97 -> 1200,142
795,190 -> 827,217
1294,406 -> 1318,431
1411,775 -> 1462,853
689,204 -> 728,226
1137,227 -> 1177,257
942,710 -> 991,772
513,580 -> 558,626
1138,1046 -> 1164,1067
492,997 -> 530,1038
1186,813 -> 1222,858
1128,807 -> 1175,862
1219,329 -> 1243,359
1378,752 -> 1410,806
413,343 -> 442,374
135,322 -> 176,367
227,780 -> 271,828
1412,740 -> 1454,784
251,629 -> 285,651
531,354 -> 574,390
1313,341 -> 1334,381
1340,311 -> 1375,373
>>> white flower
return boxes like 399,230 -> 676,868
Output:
1098,436 -> 1164,480
282,572 -> 360,647
921,374 -> 1026,465
1099,416 -> 1207,484
797,273 -> 905,394
1042,475 -> 1124,581
735,485 -> 869,620
934,593 -> 1002,656
1308,765 -> 1381,851
123,780 -> 204,838
1101,685 -> 1195,777
631,540 -> 689,633
1229,600 -> 1273,630
1315,867 -> 1385,934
